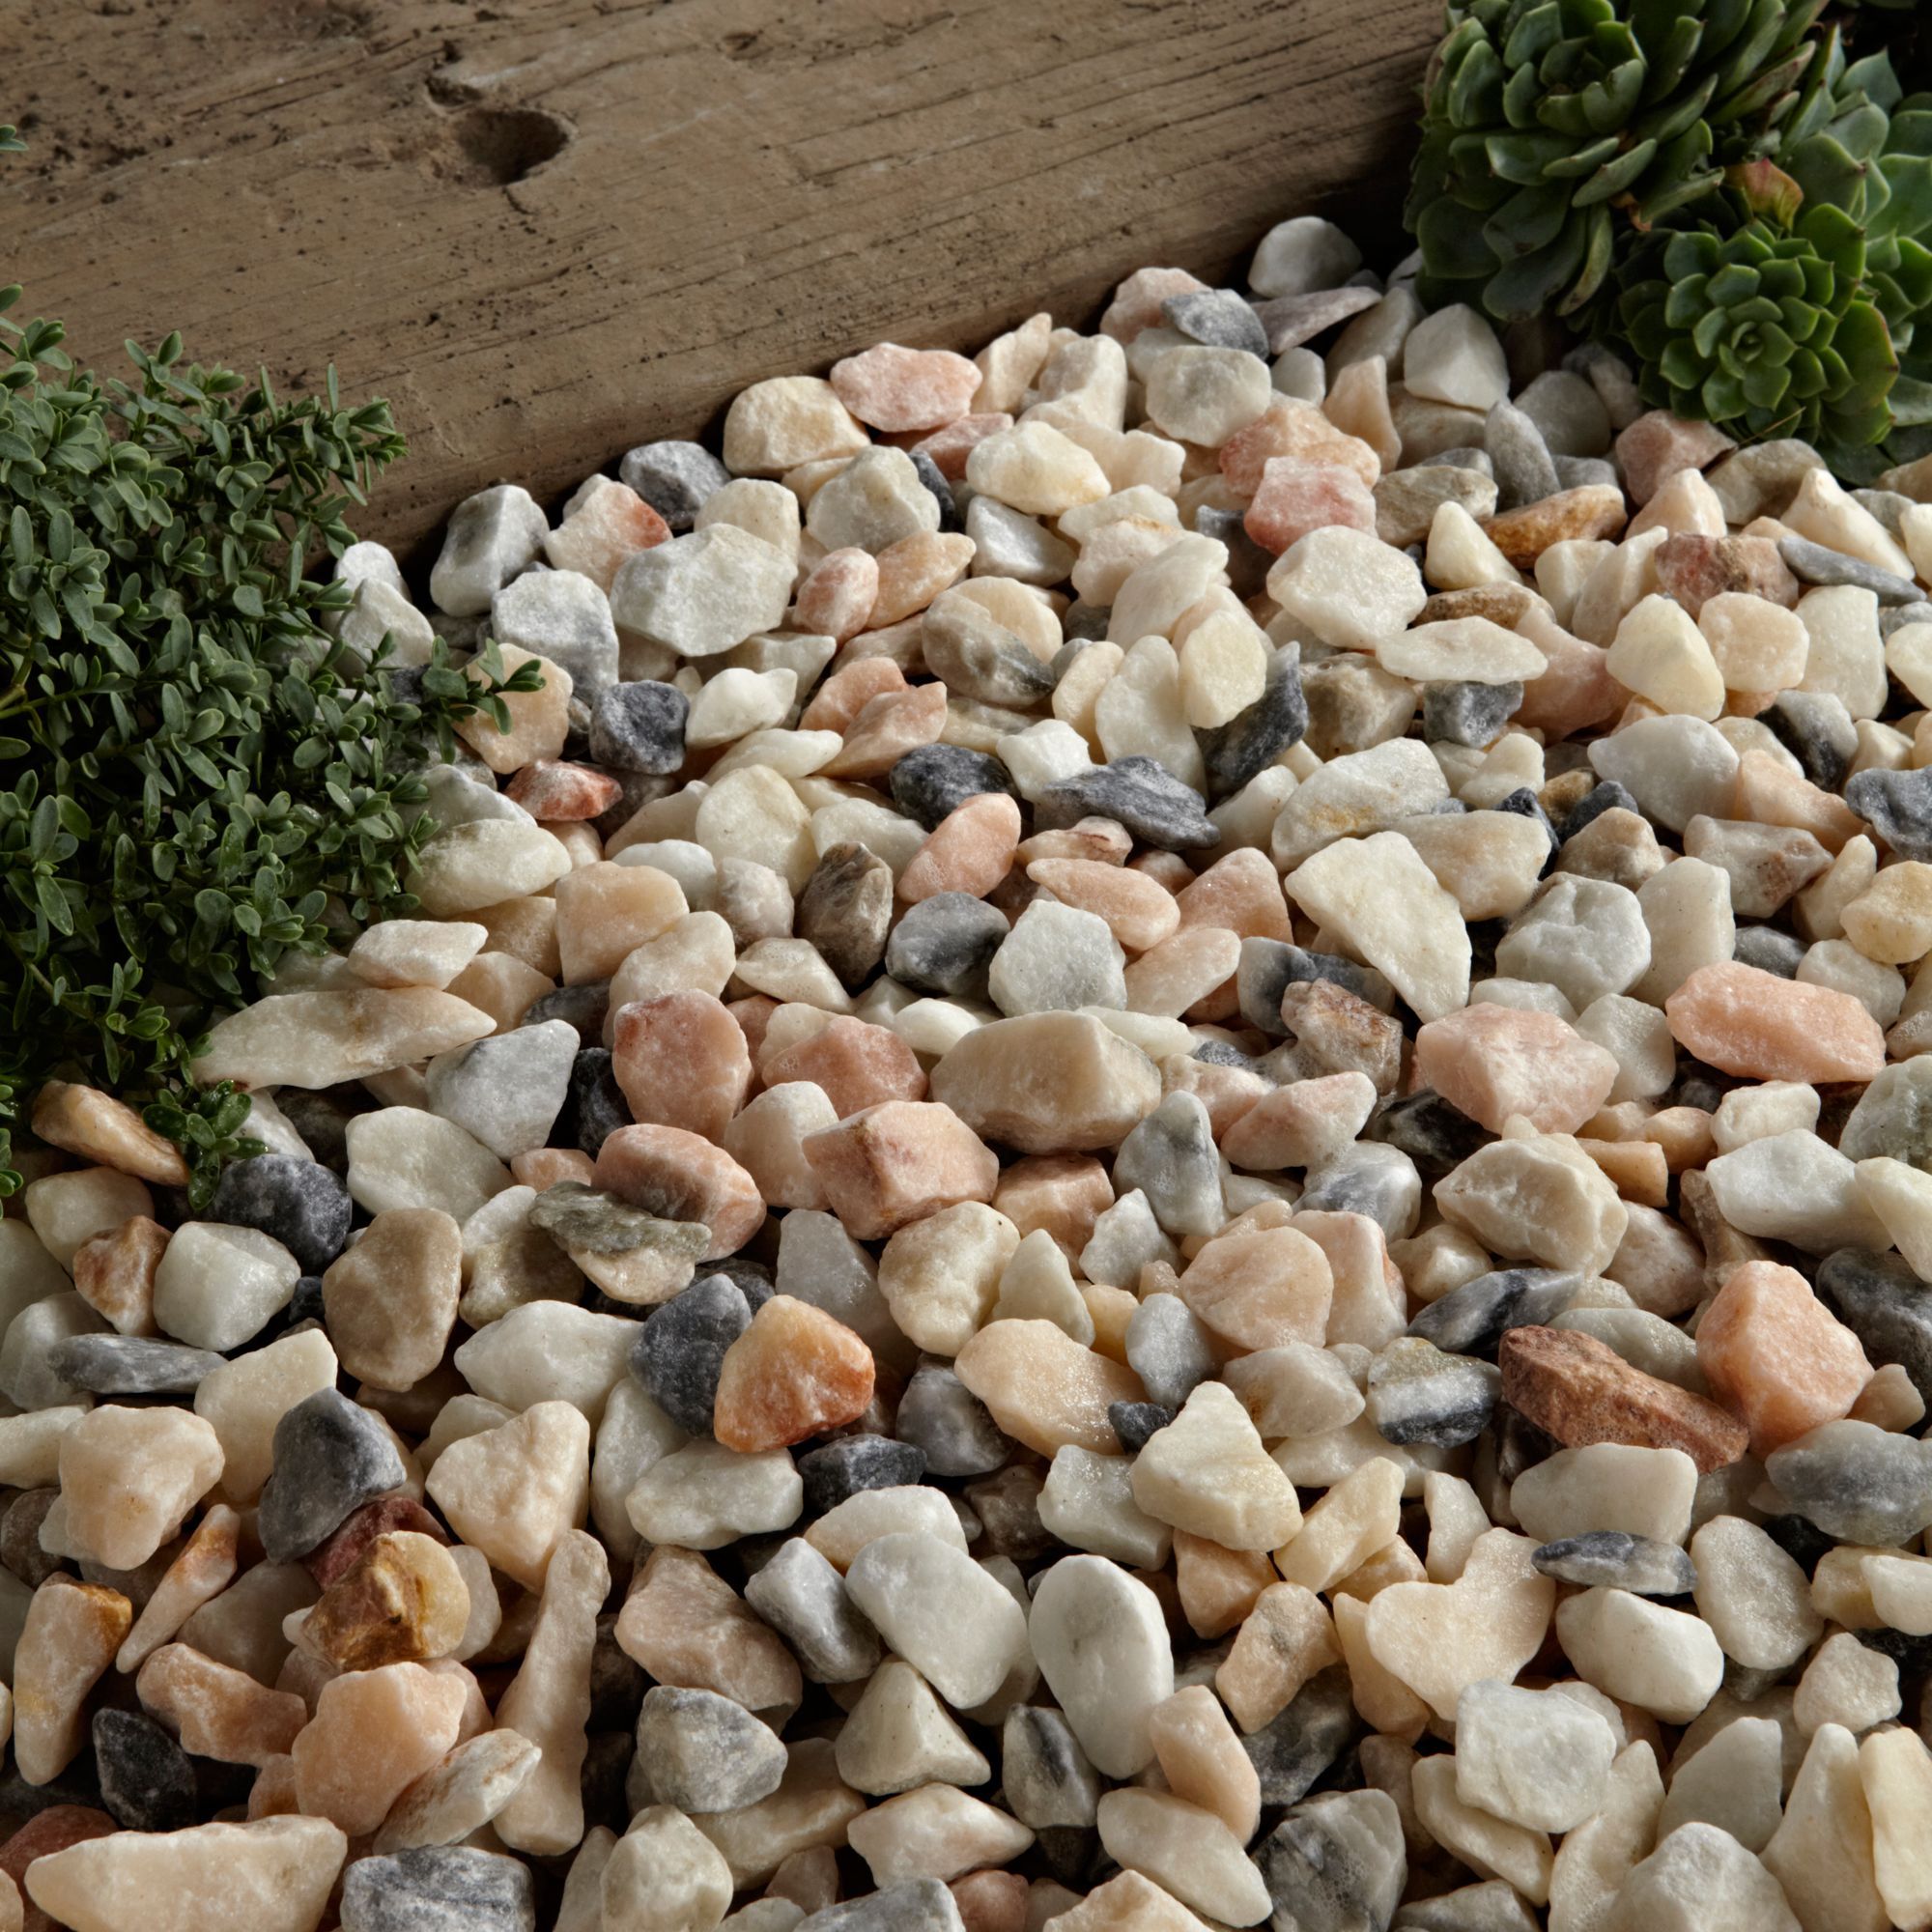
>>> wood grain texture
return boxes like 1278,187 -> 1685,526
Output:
2,0 -> 1436,555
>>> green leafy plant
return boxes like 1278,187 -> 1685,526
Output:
0,126 -> 540,1201
1406,0 -> 1829,322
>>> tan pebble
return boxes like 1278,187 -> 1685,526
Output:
71,1215 -> 169,1337
1148,1683 -> 1261,1841
1482,485 -> 1628,569
1696,1260 -> 1874,1457
57,1406 -> 223,1570
867,531 -> 977,626
712,1296 -> 876,1453
803,1100 -> 998,1239
30,1083 -> 188,1187
14,1578 -> 131,1783
117,1505 -> 241,1672
930,1011 -> 1162,1154
472,895 -> 562,977
444,951 -> 554,1034
290,1660 -> 468,1835
1026,858 -> 1180,952
1131,1381 -> 1301,1549
1173,1531 -> 1276,1640
993,1153 -> 1115,1256
798,656 -> 904,732
1122,926 -> 1240,1018
135,1643 -> 307,1767
821,682 -> 949,781
613,1547 -> 801,1719
1178,1226 -> 1333,1352
611,990 -> 753,1141
424,1400 -> 589,1591
554,861 -> 687,985
374,1728 -> 542,1853
1215,1582 -> 1340,1733
1221,1071 -> 1377,1171
454,644 -> 573,772
595,1124 -> 766,1259
321,1208 -> 460,1393
22,1815 -> 348,1932
953,1318 -> 1145,1455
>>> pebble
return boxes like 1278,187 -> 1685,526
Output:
257,1390 -> 408,1563
1532,1530 -> 1695,1596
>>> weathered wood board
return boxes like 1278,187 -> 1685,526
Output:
3,0 -> 1437,555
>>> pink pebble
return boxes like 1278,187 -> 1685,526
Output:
831,342 -> 982,432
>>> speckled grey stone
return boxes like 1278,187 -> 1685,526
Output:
1819,1247 -> 1932,1406
523,980 -> 611,1044
1423,679 -> 1520,748
1299,1141 -> 1421,1238
1734,925 -> 1805,977
1199,645 -> 1308,798
1366,1337 -> 1499,1447
1034,755 -> 1218,850
634,1685 -> 788,1812
742,1536 -> 882,1685
885,892 -> 1009,999
1765,1419 -> 1932,1546
1258,1788 -> 1406,1932
93,1708 -> 196,1833
1164,289 -> 1270,357
1242,1665 -> 1359,1806
339,1847 -> 535,1932
1124,1294 -> 1218,1413
618,440 -> 729,532
889,744 -> 1019,830
1766,690 -> 1858,790
798,1435 -> 926,1516
1107,1401 -> 1172,1452
1839,1059 -> 1932,1170
1002,1704 -> 1101,1829
1846,766 -> 1932,862
1113,1091 -> 1224,1238
629,1274 -> 751,1437
798,1883 -> 967,1932
895,1365 -> 1010,1477
1779,534 -> 1923,603
587,679 -> 689,774
46,1335 -> 222,1396
208,1154 -> 352,1275
564,1049 -> 631,1157
1531,1530 -> 1697,1596
1485,399 -> 1560,510
257,1388 -> 408,1563
1407,1267 -> 1582,1357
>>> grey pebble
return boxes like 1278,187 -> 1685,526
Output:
1113,1092 -> 1224,1238
1366,1336 -> 1498,1447
1258,1788 -> 1407,1932
523,980 -> 611,1044
742,1536 -> 882,1685
565,1049 -> 631,1157
1298,1141 -> 1420,1238
1249,287 -> 1381,354
1423,679 -> 1521,748
93,1708 -> 197,1833
1241,1666 -> 1360,1806
1765,690 -> 1857,790
895,1365 -> 1010,1477
1852,487 -> 1916,540
340,1847 -> 535,1932
1394,1881 -> 1542,1932
634,1684 -> 787,1812
1531,1529 -> 1697,1596
587,679 -> 688,775
1840,1060 -> 1932,1168
1408,1266 -> 1581,1357
1819,1246 -> 1932,1406
1107,1401 -> 1172,1452
888,744 -> 1019,831
1734,925 -> 1807,977
798,1882 -> 967,1932
208,1153 -> 352,1275
1779,533 -> 1924,603
909,449 -> 960,531
1001,1704 -> 1101,1829
1484,399 -> 1560,511
797,1435 -> 926,1516
1846,765 -> 1932,862
1164,289 -> 1271,358
1553,453 -> 1619,490
617,440 -> 729,532
257,1388 -> 408,1564
46,1335 -> 222,1397
1765,1419 -> 1932,1545
885,893 -> 1009,1000
629,1274 -> 752,1437
1034,755 -> 1219,850
1198,644 -> 1308,798
1124,1294 -> 1219,1412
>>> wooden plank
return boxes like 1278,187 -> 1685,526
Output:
1,0 -> 1436,556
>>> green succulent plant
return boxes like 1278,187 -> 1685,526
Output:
1406,0 -> 1830,323
1615,201 -> 1897,446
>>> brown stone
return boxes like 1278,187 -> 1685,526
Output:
1697,1261 -> 1874,1457
321,1208 -> 461,1393
1653,533 -> 1800,615
301,1531 -> 471,1671
612,1547 -> 802,1720
71,1216 -> 169,1337
712,1296 -> 877,1453
303,1495 -> 449,1589
760,1016 -> 927,1118
30,1082 -> 190,1186
611,990 -> 753,1142
1499,1325 -> 1747,1473
1615,410 -> 1736,505
1665,961 -> 1886,1083
135,1643 -> 307,1767
594,1124 -> 766,1259
1481,485 -> 1628,569
951,1868 -> 1030,1932
803,1100 -> 999,1239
